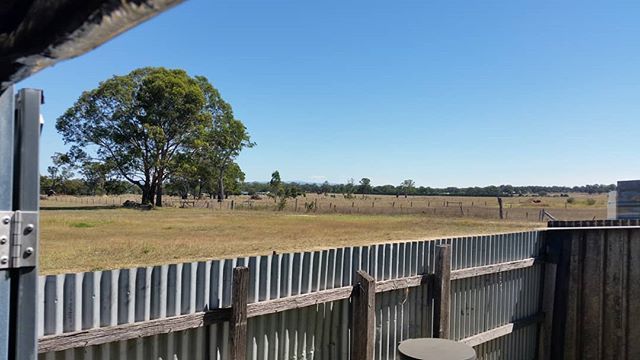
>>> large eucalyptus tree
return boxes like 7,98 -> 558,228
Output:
57,67 -> 253,205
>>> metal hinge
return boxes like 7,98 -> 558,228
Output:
0,210 -> 38,269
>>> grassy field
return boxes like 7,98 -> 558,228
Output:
40,201 -> 541,274
49,192 -> 609,221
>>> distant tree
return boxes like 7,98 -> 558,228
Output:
321,181 -> 331,195
220,162 -> 245,197
270,171 -> 282,192
400,179 -> 415,198
269,171 -> 288,210
358,178 -> 372,197
80,161 -> 110,195
40,176 -> 52,195
104,179 -> 137,195
47,153 -> 74,194
195,76 -> 254,202
344,178 -> 356,198
286,183 -> 302,198
166,154 -> 201,198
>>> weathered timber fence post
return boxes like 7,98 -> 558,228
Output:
230,267 -> 249,360
497,197 -> 504,219
538,230 -> 559,360
352,270 -> 375,360
433,245 -> 451,339
417,245 -> 432,337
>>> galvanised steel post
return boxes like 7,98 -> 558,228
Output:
0,87 -> 42,360
10,89 -> 42,360
0,86 -> 15,360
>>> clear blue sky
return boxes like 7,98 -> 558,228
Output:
17,0 -> 640,187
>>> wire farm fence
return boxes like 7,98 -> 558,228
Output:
37,231 -> 544,360
45,194 -> 606,222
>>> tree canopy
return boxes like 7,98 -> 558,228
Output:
56,67 -> 253,205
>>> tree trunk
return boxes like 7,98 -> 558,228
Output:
141,185 -> 153,205
140,172 -> 153,205
155,183 -> 163,207
217,171 -> 224,202
154,170 -> 164,207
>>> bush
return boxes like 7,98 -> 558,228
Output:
276,198 -> 287,211
586,198 -> 596,206
305,202 -> 316,212
566,197 -> 575,204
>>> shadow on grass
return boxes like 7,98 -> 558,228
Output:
40,205 -> 120,211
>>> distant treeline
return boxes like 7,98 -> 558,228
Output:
241,182 -> 616,197
40,176 -> 140,196
40,173 -> 615,198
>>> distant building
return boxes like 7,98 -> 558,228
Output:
608,180 -> 640,219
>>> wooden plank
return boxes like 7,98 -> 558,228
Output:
247,283 -> 353,318
539,254 -> 557,360
580,229 -> 605,360
375,275 -> 426,292
351,270 -> 375,360
549,230 -> 573,358
38,308 -> 232,353
433,245 -> 451,339
461,313 -> 544,347
563,230 -> 583,360
450,257 -> 540,280
621,229 -> 629,360
603,230 -> 625,360
628,228 -> 640,359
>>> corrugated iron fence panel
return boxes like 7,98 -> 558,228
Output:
450,231 -> 544,349
473,324 -> 538,360
38,230 -> 543,359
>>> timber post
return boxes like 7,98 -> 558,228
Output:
433,245 -> 452,339
230,266 -> 249,360
352,270 -> 375,360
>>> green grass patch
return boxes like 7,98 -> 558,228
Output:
69,222 -> 96,228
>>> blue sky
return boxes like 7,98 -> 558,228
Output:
18,0 -> 640,187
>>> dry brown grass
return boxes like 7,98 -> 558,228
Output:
40,202 -> 540,274
46,192 -> 609,223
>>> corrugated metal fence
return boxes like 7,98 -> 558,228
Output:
38,231 -> 544,360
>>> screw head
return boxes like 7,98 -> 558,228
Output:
24,224 -> 34,234
0,236 -> 6,245
24,247 -> 34,256
1,217 -> 9,225
0,256 -> 7,265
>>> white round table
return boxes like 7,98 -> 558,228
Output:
398,338 -> 477,360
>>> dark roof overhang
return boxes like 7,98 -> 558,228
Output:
0,0 -> 184,91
